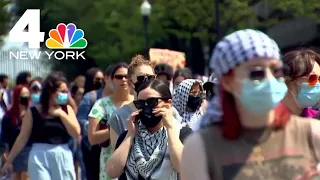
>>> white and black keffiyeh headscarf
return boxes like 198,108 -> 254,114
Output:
125,122 -> 178,180
198,29 -> 281,129
173,79 -> 204,129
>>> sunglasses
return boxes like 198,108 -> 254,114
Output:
136,75 -> 156,83
303,74 -> 320,86
133,97 -> 169,109
31,85 -> 41,91
248,66 -> 286,82
114,74 -> 128,80
94,77 -> 104,82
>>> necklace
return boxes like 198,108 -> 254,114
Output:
241,129 -> 272,179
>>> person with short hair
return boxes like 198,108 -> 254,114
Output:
281,49 -> 320,117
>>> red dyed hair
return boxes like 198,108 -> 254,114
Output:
6,85 -> 28,125
219,74 -> 291,140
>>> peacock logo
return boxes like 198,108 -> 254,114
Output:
45,23 -> 88,49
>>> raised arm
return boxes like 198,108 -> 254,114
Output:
58,105 -> 81,137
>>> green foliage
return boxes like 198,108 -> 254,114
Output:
269,0 -> 320,23
13,0 -> 320,76
0,0 -> 10,44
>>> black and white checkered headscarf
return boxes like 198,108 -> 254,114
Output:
173,79 -> 203,128
198,29 -> 281,129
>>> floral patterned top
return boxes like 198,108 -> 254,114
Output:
88,97 -> 117,180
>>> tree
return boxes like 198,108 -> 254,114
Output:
0,0 -> 11,45
13,0 -> 320,77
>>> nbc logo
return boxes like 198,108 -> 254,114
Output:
46,23 -> 88,49
8,9 -> 86,60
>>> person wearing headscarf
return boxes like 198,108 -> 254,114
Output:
181,29 -> 320,180
173,79 -> 205,129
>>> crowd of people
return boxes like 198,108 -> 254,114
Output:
0,28 -> 320,180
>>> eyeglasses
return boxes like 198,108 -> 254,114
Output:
133,97 -> 169,109
248,66 -> 286,82
114,74 -> 128,80
136,75 -> 156,83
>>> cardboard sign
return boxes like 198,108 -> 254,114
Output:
149,48 -> 186,71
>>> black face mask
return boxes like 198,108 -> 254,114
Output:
19,96 -> 30,106
93,81 -> 103,90
187,95 -> 204,112
136,105 -> 162,128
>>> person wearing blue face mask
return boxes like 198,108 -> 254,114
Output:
181,29 -> 320,180
29,79 -> 42,106
1,72 -> 81,180
282,49 -> 320,118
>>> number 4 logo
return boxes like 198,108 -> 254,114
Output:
9,9 -> 45,49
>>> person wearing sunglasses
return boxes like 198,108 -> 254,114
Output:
88,62 -> 134,180
77,64 -> 116,180
173,79 -> 205,130
107,55 -> 182,152
107,79 -> 192,180
281,49 -> 320,118
180,29 -> 320,180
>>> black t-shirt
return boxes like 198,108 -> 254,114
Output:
115,126 -> 193,180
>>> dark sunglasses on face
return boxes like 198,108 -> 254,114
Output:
94,77 -> 104,82
136,75 -> 156,83
31,86 -> 41,91
248,66 -> 288,82
114,74 -> 128,80
133,97 -> 169,109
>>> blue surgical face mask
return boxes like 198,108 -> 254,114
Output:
239,77 -> 288,115
296,83 -> 320,108
56,92 -> 69,105
31,93 -> 40,103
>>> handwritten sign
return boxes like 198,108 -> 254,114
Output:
149,48 -> 186,71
